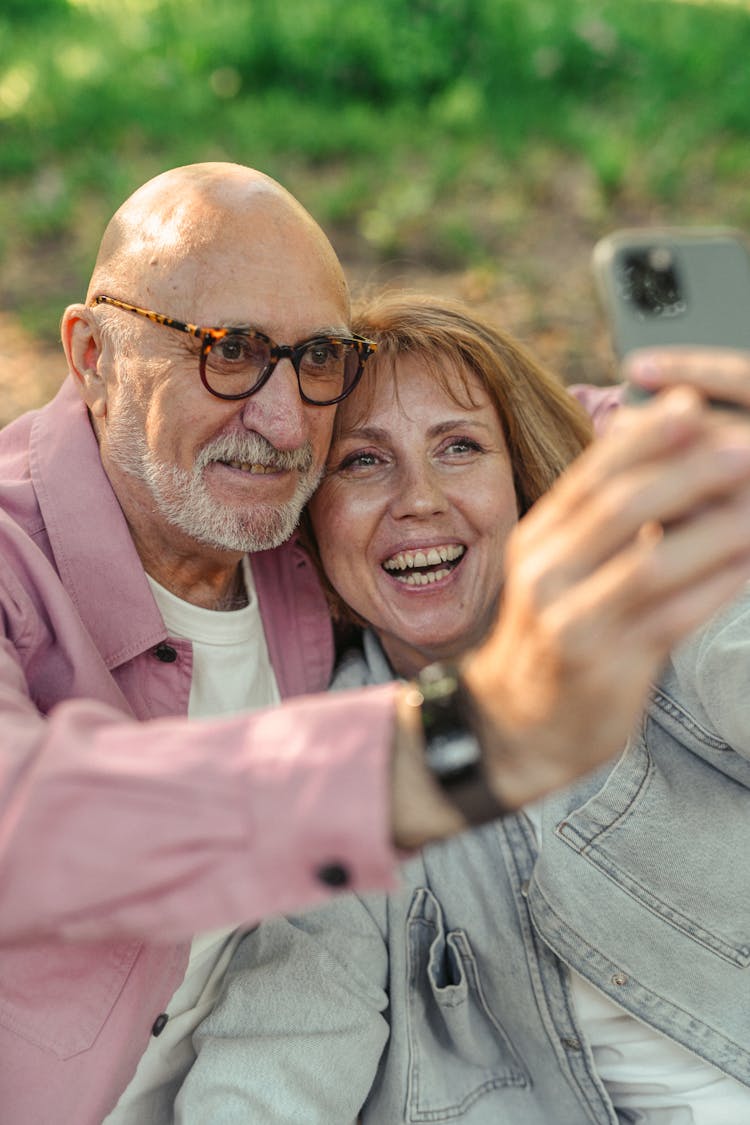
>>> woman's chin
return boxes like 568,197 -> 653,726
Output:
378,618 -> 477,672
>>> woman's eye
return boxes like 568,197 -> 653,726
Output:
333,450 -> 384,472
443,437 -> 482,456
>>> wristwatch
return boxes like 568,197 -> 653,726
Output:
407,662 -> 507,827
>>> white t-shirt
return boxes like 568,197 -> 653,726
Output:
104,558 -> 280,1124
525,804 -> 750,1123
571,973 -> 750,1124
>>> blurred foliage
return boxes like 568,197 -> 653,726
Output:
2,0 -> 750,336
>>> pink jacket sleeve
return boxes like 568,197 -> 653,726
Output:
568,382 -> 623,434
0,641 -> 399,943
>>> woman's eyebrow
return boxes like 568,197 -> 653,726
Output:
335,418 -> 491,444
428,418 -> 490,437
334,424 -> 391,444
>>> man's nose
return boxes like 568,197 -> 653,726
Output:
238,357 -> 307,451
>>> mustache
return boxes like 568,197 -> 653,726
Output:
196,433 -> 315,475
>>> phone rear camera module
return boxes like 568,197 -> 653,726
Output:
618,247 -> 687,319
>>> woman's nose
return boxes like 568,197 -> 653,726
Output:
390,462 -> 449,519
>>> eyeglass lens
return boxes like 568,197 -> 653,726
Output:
203,334 -> 361,404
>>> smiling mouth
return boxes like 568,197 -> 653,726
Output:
219,459 -> 280,475
382,544 -> 466,586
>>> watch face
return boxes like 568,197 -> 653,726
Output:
427,731 -> 481,777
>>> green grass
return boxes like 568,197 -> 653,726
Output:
3,0 -> 750,335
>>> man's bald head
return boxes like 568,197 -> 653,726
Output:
63,162 -> 355,575
86,162 -> 349,321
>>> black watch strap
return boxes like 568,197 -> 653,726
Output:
407,662 -> 507,827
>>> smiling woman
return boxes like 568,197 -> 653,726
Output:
305,289 -> 592,677
308,355 -> 519,675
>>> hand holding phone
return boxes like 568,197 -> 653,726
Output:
592,227 -> 750,408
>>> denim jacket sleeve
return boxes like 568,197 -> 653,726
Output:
174,894 -> 390,1124
665,584 -> 750,762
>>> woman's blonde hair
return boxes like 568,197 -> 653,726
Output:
305,289 -> 593,623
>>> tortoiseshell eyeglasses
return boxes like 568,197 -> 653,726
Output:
91,294 -> 377,406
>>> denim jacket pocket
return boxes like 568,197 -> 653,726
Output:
405,886 -> 529,1121
556,720 -> 750,967
0,937 -> 141,1058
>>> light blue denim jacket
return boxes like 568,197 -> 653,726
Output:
177,595 -> 750,1124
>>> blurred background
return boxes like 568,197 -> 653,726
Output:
2,0 -> 750,424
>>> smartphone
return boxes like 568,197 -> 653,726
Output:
592,226 -> 750,404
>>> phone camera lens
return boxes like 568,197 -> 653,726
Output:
648,247 -> 673,273
619,247 -> 685,318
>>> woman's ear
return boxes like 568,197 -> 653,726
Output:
60,304 -> 108,420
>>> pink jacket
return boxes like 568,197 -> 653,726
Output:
0,378 -> 399,1123
568,381 -> 622,432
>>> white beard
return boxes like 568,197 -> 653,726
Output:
106,415 -> 321,553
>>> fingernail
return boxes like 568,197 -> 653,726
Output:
626,354 -> 662,385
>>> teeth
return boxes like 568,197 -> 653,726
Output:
393,567 -> 453,586
226,460 -> 277,475
383,544 -> 465,572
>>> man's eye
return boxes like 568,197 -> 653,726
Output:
214,335 -> 265,366
218,335 -> 245,361
309,344 -> 335,365
301,341 -> 345,375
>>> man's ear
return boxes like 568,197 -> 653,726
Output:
60,304 -> 108,420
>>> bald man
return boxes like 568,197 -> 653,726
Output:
4,163 -> 750,1122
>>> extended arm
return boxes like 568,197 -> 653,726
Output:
0,615 -> 399,942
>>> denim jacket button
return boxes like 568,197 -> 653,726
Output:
561,1036 -> 582,1051
151,1012 -> 169,1037
153,642 -> 178,663
611,971 -> 628,987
